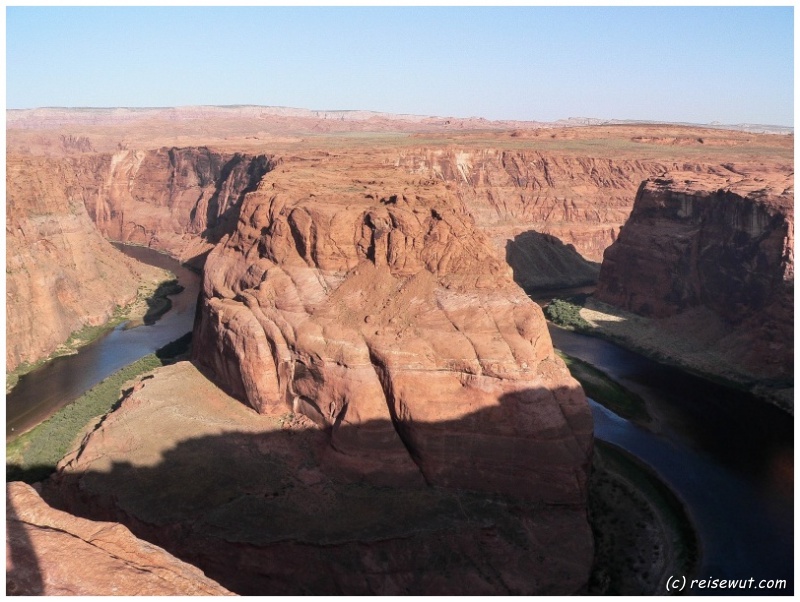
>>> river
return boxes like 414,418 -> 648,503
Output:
532,288 -> 793,595
6,244 -> 201,438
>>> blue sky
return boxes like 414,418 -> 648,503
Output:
6,6 -> 794,125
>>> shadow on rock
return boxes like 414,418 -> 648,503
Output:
36,374 -> 593,595
506,230 -> 600,291
6,486 -> 44,595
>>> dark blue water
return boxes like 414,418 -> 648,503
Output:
6,245 -> 200,438
549,325 -> 793,595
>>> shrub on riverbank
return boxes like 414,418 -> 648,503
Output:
544,298 -> 591,331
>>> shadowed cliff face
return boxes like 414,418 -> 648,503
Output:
6,481 -> 232,595
192,155 -> 593,504
506,229 -> 600,291
595,168 -> 794,382
85,147 -> 275,264
39,361 -> 593,595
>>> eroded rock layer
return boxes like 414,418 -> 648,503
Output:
6,156 -> 160,372
6,481 -> 232,596
193,154 -> 593,504
595,167 -> 794,386
85,147 -> 274,263
394,147 -> 677,262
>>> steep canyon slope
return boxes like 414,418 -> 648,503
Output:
594,167 -> 794,406
6,155 -> 164,373
86,147 -> 273,264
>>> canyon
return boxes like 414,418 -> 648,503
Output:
5,107 -> 794,594
6,155 -> 168,373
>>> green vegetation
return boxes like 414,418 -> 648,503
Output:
559,351 -> 650,423
6,308 -> 128,393
6,334 -> 191,484
6,274 -> 180,393
544,298 -> 591,331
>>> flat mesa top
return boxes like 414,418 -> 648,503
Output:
6,106 -> 793,163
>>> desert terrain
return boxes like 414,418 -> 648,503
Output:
6,107 -> 793,594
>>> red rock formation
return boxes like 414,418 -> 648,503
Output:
6,481 -> 232,595
393,147 -> 691,262
193,154 -> 593,504
6,155 -> 160,372
595,166 -> 794,389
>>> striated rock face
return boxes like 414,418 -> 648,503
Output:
6,481 -> 232,595
6,156 -> 162,372
193,155 -> 593,503
595,167 -> 794,384
85,147 -> 274,263
394,147 -> 685,262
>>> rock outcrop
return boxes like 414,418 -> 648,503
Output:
595,167 -> 793,400
193,154 -> 593,503
6,156 -> 163,372
6,481 -> 232,595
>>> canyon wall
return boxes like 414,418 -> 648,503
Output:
6,147 -> 273,372
6,156 -> 160,372
85,147 -> 274,263
393,147 -> 693,262
595,168 -> 793,392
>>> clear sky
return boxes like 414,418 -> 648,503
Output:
6,6 -> 794,126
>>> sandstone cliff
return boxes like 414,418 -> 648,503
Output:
85,147 -> 274,263
193,154 -> 593,503
6,156 -> 162,372
393,147 -> 697,263
6,481 -> 232,595
594,167 -> 793,403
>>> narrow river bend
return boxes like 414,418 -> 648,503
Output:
548,322 -> 793,595
6,244 -> 201,439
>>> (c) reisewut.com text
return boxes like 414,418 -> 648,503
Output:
666,576 -> 788,593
